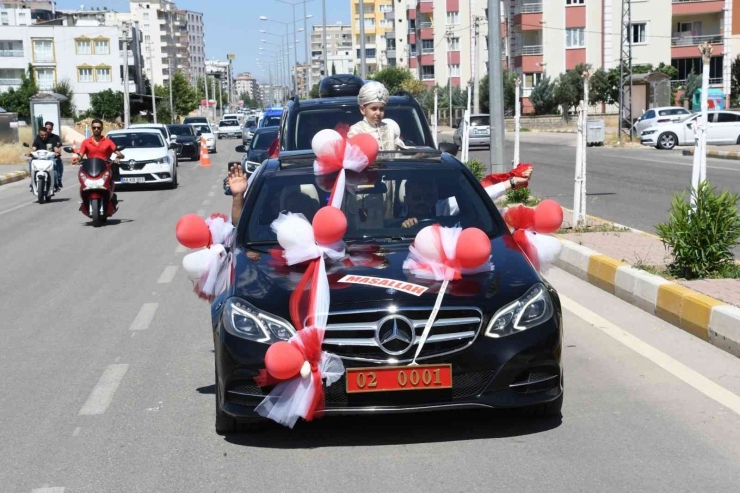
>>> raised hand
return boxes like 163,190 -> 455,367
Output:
228,164 -> 248,197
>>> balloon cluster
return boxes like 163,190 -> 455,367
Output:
504,199 -> 564,272
175,213 -> 235,302
403,224 -> 493,365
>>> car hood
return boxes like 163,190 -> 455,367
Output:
120,148 -> 168,161
230,236 -> 541,319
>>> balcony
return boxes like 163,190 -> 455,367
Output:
421,73 -> 435,81
410,51 -> 417,57
513,45 -> 543,72
419,28 -> 434,40
419,21 -> 432,28
513,2 -> 543,31
672,0 -> 724,15
518,45 -> 543,55
519,2 -> 543,13
0,77 -> 22,86
384,10 -> 394,21
0,49 -> 24,57
671,34 -> 723,57
418,0 -> 434,14
421,47 -> 434,54
386,49 -> 396,58
671,77 -> 723,88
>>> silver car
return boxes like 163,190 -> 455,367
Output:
453,114 -> 490,148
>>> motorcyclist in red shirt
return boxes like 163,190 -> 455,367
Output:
75,119 -> 125,163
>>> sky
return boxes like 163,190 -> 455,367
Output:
56,0 -> 351,82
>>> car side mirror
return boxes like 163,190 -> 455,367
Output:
196,131 -> 202,136
169,143 -> 180,150
438,142 -> 459,156
451,123 -> 458,129
235,145 -> 247,153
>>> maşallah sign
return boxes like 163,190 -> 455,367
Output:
338,275 -> 428,296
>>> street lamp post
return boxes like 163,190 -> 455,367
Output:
260,16 -> 297,95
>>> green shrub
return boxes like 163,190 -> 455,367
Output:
505,186 -> 531,205
464,158 -> 485,180
656,181 -> 740,279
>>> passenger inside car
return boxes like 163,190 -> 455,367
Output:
394,178 -> 460,229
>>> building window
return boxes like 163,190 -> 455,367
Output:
386,38 -> 396,50
630,23 -> 647,44
421,65 -> 435,80
33,39 -> 54,62
144,35 -> 151,42
18,12 -> 26,22
0,40 -> 23,57
143,12 -> 149,20
144,23 -> 150,30
76,39 -> 92,55
78,67 -> 94,82
523,72 -> 543,88
421,39 -> 434,53
1,12 -> 8,25
96,66 -> 112,82
566,28 -> 585,48
448,64 -> 460,76
35,68 -> 54,90
448,37 -> 460,51
94,39 -> 110,54
566,0 -> 584,4
379,4 -> 392,13
446,12 -> 460,25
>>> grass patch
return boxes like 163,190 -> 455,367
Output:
556,223 -> 631,234
0,143 -> 26,166
633,260 -> 675,280
520,127 -> 531,132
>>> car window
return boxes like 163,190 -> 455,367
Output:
193,124 -> 211,134
262,115 -> 282,127
643,110 -> 655,120
220,121 -> 239,127
169,126 -> 193,136
717,112 -> 740,123
109,133 -> 164,149
135,126 -> 168,140
243,167 -> 499,244
250,132 -> 278,150
658,109 -> 686,116
470,116 -> 490,126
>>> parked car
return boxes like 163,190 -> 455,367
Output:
211,150 -> 563,434
258,107 -> 283,129
183,116 -> 210,125
633,106 -> 691,135
453,114 -> 491,148
236,127 -> 279,174
107,129 -> 178,188
640,110 -> 740,150
217,120 -> 241,139
128,123 -> 179,167
242,116 -> 259,145
167,124 -> 201,161
191,122 -> 217,153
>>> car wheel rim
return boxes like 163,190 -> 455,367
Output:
661,135 -> 674,147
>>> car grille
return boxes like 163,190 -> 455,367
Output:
119,159 -> 159,171
226,381 -> 265,406
323,307 -> 484,363
509,368 -> 560,394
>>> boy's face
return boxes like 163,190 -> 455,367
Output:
360,102 -> 386,125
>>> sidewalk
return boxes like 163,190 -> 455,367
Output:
681,144 -> 740,161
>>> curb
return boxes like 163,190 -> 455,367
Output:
555,238 -> 740,359
0,169 -> 29,186
682,148 -> 740,161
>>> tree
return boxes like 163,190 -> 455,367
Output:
53,79 -> 76,118
170,71 -> 198,118
154,85 -> 172,123
309,83 -> 320,99
732,55 -> 740,105
479,70 -> 517,114
332,62 -> 337,75
589,68 -> 616,105
529,76 -> 558,115
0,64 -> 38,118
237,91 -> 254,108
400,78 -> 427,96
683,70 -> 701,105
370,66 -> 415,94
554,63 -> 590,115
90,89 -> 124,120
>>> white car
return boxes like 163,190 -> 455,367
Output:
633,106 -> 691,135
217,119 -> 241,139
190,122 -> 217,153
223,113 -> 240,125
107,129 -> 178,188
128,123 -> 179,167
640,110 -> 740,150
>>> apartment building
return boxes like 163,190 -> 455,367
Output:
294,63 -> 309,95
185,10 -> 205,82
351,0 -> 394,72
235,72 -> 259,99
206,59 -> 232,93
0,0 -> 58,26
310,23 -> 354,81
506,0 -> 737,112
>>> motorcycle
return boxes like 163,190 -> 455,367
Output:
23,144 -> 57,203
65,146 -> 125,227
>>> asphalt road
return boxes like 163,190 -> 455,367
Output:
2,142 -> 740,493
443,132 -> 740,234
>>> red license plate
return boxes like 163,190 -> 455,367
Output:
345,364 -> 452,394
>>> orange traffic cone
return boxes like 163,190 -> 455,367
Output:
199,136 -> 211,167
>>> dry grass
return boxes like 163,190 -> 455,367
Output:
18,126 -> 32,145
603,131 -> 644,148
0,143 -> 26,165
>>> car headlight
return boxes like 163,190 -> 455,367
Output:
155,156 -> 171,165
484,283 -> 554,338
223,298 -> 296,343
642,130 -> 656,135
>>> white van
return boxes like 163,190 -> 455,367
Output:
223,114 -> 240,125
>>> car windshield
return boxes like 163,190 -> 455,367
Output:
184,117 -> 207,123
220,121 -> 239,127
291,105 -> 426,150
169,125 -> 193,136
251,131 -> 278,150
262,115 -> 282,127
242,166 -> 500,244
470,116 -> 490,126
134,126 -> 167,140
193,124 -> 211,134
109,133 -> 164,149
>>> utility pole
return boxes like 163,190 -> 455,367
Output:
218,75 -> 223,119
211,76 -> 216,120
446,28 -> 453,127
487,0 -> 505,173
227,54 -> 236,112
359,0 -> 367,78
149,39 -> 157,124
573,70 -> 591,228
303,0 -> 310,96
322,0 -> 328,77
513,76 -> 521,168
168,12 -> 174,124
204,73 -> 209,120
692,42 -> 712,210
618,0 -> 633,143
473,16 -> 482,114
122,22 -> 131,128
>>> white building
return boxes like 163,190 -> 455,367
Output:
235,72 -> 258,99
311,23 -> 354,81
185,10 -> 205,81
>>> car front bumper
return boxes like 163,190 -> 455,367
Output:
177,143 -> 199,158
214,309 -> 563,422
115,163 -> 174,185
640,134 -> 658,146
219,132 -> 241,138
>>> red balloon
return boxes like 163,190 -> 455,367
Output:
455,228 -> 491,269
504,205 -> 536,231
313,206 -> 347,244
348,133 -> 379,164
176,213 -> 211,249
264,341 -> 304,380
534,199 -> 563,234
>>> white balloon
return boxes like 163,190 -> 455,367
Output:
528,231 -> 562,268
183,248 -> 217,280
414,226 -> 444,262
275,213 -> 315,251
383,118 -> 401,139
311,129 -> 343,156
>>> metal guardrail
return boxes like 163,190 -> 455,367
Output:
0,49 -> 24,57
671,78 -> 723,88
0,78 -> 22,85
421,48 -> 434,54
672,0 -> 719,3
671,34 -> 723,46
410,51 -> 417,57
519,45 -> 543,55
520,2 -> 543,13
419,22 -> 433,28
421,75 -> 435,80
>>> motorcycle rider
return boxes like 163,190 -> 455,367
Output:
29,126 -> 62,191
75,119 -> 125,209
44,121 -> 64,190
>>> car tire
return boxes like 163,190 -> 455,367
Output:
657,132 -> 677,150
736,135 -> 740,145
170,167 -> 178,189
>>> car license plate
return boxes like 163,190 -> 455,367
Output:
474,128 -> 488,135
122,177 -> 145,184
345,364 -> 452,394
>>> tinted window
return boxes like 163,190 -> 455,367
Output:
184,117 -> 208,124
109,133 -> 164,148
644,110 -> 655,119
135,126 -> 167,140
169,125 -> 194,136
192,124 -> 211,134
717,112 -> 740,123
251,131 -> 278,150
470,116 -> 490,126
262,115 -> 282,127
243,167 -> 498,244
220,120 -> 239,127
658,109 -> 688,116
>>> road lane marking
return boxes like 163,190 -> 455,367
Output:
72,427 -> 82,437
196,209 -> 206,217
175,244 -> 187,253
601,153 -> 740,172
157,266 -> 179,284
78,364 -> 129,416
202,199 -> 211,206
129,303 -> 159,331
208,191 -> 215,197
561,295 -> 740,416
32,488 -> 65,493
0,187 -> 73,216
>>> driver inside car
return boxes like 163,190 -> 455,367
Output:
397,178 -> 459,229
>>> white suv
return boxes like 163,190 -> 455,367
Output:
633,107 -> 691,135
107,129 -> 178,188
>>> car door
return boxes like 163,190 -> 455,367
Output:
636,109 -> 656,134
679,115 -> 698,144
710,112 -> 740,144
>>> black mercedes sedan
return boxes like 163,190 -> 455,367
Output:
167,124 -> 201,161
211,151 -> 563,434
